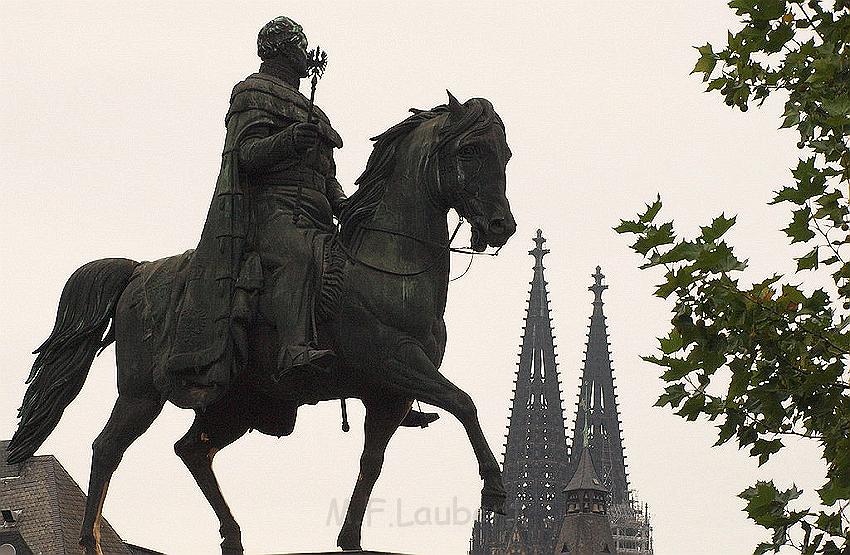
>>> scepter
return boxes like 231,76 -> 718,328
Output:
306,46 -> 328,124
301,47 -> 350,433
293,46 -> 328,226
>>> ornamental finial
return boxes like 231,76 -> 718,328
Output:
590,265 -> 607,302
530,229 -> 550,267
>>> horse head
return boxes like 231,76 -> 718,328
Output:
340,92 -> 516,254
437,91 -> 516,252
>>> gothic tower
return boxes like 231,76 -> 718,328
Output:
566,267 -> 628,505
470,230 -> 569,555
470,236 -> 653,555
567,267 -> 653,555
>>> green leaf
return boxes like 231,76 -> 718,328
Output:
700,213 -> 737,243
661,357 -> 696,381
620,5 -> 850,552
772,186 -> 808,205
655,383 -> 688,408
765,23 -> 795,53
780,284 -> 806,304
783,207 -> 816,243
677,393 -> 706,421
638,195 -> 663,224
818,477 -> 850,505
695,241 -> 747,273
780,111 -> 800,129
632,221 -> 675,256
613,219 -> 646,234
715,417 -> 739,446
653,264 -> 695,298
659,329 -> 684,354
752,0 -> 787,21
727,366 -> 752,399
707,77 -> 727,92
750,438 -> 784,466
656,241 -> 702,265
796,247 -> 819,271
692,43 -> 718,79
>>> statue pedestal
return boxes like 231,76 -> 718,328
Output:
269,552 -> 413,555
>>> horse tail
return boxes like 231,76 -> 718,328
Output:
6,258 -> 138,464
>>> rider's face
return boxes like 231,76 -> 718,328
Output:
287,32 -> 309,77
293,31 -> 308,53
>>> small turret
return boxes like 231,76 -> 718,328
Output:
555,448 -> 617,554
564,448 -> 608,516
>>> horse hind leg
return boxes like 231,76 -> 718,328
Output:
337,396 -> 412,551
80,394 -> 164,555
174,406 -> 249,555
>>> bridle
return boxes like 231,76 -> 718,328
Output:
338,216 -> 501,279
338,150 -> 503,279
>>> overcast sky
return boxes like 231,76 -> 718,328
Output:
1,3 -> 827,554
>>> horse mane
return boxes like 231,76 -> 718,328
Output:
339,97 -> 502,242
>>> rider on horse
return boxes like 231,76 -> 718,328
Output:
234,16 -> 344,376
166,16 -> 436,426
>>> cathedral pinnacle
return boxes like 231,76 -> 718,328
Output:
589,265 -> 608,303
530,229 -> 550,267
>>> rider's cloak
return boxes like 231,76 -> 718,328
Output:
163,72 -> 342,409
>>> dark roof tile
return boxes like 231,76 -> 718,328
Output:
564,448 -> 607,493
0,440 -> 132,554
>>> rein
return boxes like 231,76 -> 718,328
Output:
337,219 -> 501,279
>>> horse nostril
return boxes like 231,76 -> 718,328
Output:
506,216 -> 517,235
489,218 -> 506,235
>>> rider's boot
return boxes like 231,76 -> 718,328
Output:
400,408 -> 440,428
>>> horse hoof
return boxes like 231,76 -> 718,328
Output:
220,537 -> 244,555
337,530 -> 361,551
79,536 -> 102,555
481,484 -> 508,515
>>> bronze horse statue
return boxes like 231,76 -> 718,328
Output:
7,94 -> 515,554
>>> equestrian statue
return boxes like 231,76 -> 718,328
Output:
7,16 -> 517,554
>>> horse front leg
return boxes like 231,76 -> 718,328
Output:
387,342 -> 506,514
337,396 -> 412,550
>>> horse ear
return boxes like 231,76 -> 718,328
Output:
446,90 -> 464,120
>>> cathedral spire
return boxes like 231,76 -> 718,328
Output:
470,230 -> 569,554
568,266 -> 629,505
471,250 -> 653,555
568,267 -> 654,555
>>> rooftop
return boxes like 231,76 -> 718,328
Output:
0,440 -> 135,554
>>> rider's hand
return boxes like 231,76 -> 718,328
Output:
289,122 -> 322,153
333,196 -> 350,218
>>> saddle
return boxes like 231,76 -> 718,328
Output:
134,237 -> 346,405
132,250 -> 210,405
134,244 -> 438,428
